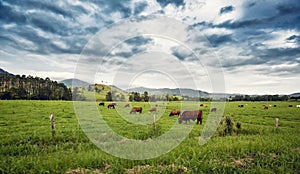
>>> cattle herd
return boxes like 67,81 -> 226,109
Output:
98,102 -> 300,125
97,102 -> 219,124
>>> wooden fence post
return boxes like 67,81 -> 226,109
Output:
50,114 -> 55,136
275,118 -> 279,129
152,114 -> 156,133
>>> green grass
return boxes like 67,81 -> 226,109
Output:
0,100 -> 299,173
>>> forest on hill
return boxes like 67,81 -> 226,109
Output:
0,73 -> 72,100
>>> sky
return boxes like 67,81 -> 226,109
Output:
0,0 -> 300,95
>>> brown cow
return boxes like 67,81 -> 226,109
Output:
107,104 -> 115,109
169,109 -> 181,117
149,107 -> 157,113
130,107 -> 142,114
264,106 -> 268,110
178,110 -> 202,124
124,104 -> 130,107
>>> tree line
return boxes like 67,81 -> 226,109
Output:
105,91 -> 296,102
228,95 -> 290,102
0,74 -> 72,100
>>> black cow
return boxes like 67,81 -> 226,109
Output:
99,102 -> 105,106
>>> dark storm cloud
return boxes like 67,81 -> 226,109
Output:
215,1 -> 300,30
206,34 -> 233,47
0,1 -> 27,24
90,0 -> 132,18
219,6 -> 234,15
215,17 -> 275,29
110,47 -> 147,58
0,0 -> 116,55
259,47 -> 300,63
156,0 -> 185,7
247,2 -> 256,8
133,2 -> 148,15
171,46 -> 195,61
287,35 -> 300,44
124,36 -> 152,46
107,36 -> 152,58
220,46 -> 300,69
186,0 -> 300,76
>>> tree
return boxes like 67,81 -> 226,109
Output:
106,91 -> 112,101
144,91 -> 149,102
134,92 -> 141,102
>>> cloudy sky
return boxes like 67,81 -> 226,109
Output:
1,0 -> 299,95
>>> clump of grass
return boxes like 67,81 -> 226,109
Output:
219,117 -> 242,136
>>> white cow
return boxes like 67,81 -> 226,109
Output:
296,105 -> 300,108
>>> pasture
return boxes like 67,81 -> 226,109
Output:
0,100 -> 299,173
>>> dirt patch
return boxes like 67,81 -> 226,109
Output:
126,164 -> 188,174
232,156 -> 254,167
65,164 -> 112,174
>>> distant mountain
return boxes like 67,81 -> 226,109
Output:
61,78 -> 90,87
126,86 -> 209,97
109,85 -> 125,92
290,93 -> 300,97
0,68 -> 13,75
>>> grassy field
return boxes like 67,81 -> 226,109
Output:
0,100 -> 300,173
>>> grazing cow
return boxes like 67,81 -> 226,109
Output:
289,105 -> 293,107
149,107 -> 157,113
200,104 -> 204,106
238,104 -> 244,108
296,105 -> 300,108
107,104 -> 115,109
264,106 -> 269,110
210,108 -> 217,112
130,107 -> 142,114
99,102 -> 105,106
124,104 -> 130,107
169,109 -> 181,117
273,105 -> 277,107
178,110 -> 203,124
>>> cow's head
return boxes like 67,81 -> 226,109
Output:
178,117 -> 183,124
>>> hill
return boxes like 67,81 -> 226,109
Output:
0,68 -> 13,75
61,78 -> 90,88
290,93 -> 300,97
126,86 -> 209,97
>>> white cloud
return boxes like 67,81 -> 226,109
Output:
201,27 -> 233,36
262,29 -> 299,49
27,70 -> 75,81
